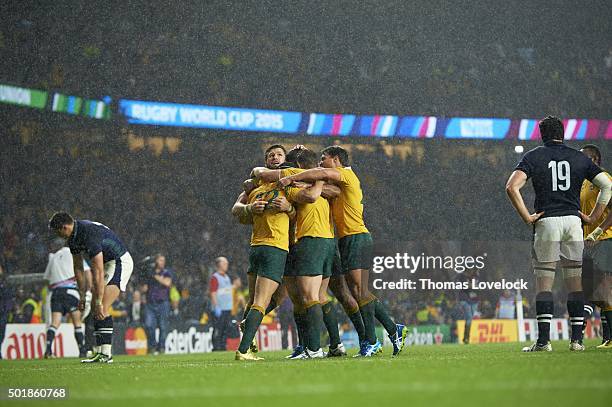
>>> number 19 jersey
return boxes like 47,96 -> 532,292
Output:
515,141 -> 602,218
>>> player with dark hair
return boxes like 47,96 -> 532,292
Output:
254,147 -> 348,358
49,212 -> 134,363
278,145 -> 408,357
580,144 -> 612,348
236,145 -> 294,355
505,116 -> 611,352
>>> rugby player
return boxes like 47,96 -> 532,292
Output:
505,116 -> 611,352
49,212 -> 134,363
43,237 -> 90,358
233,158 -> 327,360
278,146 -> 408,356
580,144 -> 612,348
236,144 -> 294,355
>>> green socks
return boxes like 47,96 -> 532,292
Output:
346,306 -> 366,344
294,307 -> 308,349
238,306 -> 264,354
375,299 -> 396,336
305,302 -> 323,351
322,301 -> 341,348
359,299 -> 377,344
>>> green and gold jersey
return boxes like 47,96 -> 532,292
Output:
580,171 -> 612,240
282,168 -> 334,240
247,182 -> 298,251
332,167 -> 369,238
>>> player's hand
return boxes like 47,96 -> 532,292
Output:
293,181 -> 312,189
78,299 -> 86,312
523,212 -> 544,225
251,200 -> 267,214
586,227 -> 603,242
243,179 -> 256,194
277,176 -> 293,188
269,197 -> 292,212
579,211 -> 597,225
94,303 -> 105,320
292,144 -> 306,151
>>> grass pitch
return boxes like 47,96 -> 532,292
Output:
1,340 -> 611,407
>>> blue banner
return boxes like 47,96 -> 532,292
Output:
118,100 -> 302,133
444,118 -> 511,139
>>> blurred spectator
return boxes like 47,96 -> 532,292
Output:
15,287 -> 42,323
110,292 -> 129,354
142,254 -> 173,355
209,257 -> 233,351
130,289 -> 144,326
495,290 -> 516,319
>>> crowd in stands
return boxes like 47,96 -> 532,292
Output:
0,2 -> 610,119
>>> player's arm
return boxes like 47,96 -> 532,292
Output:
278,168 -> 342,187
252,167 -> 282,183
292,180 -> 325,204
505,170 -> 544,224
580,172 -> 612,225
586,196 -> 612,241
73,253 -> 87,311
90,252 -> 106,319
321,183 -> 341,199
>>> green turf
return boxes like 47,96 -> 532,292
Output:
1,340 -> 611,407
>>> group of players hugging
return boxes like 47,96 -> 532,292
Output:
231,144 -> 408,360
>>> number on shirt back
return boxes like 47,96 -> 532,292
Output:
548,160 -> 570,191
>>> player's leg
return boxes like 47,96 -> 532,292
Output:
329,248 -> 366,345
560,216 -> 587,350
319,277 -> 342,355
98,284 -> 121,358
561,259 -> 585,349
237,246 -> 286,360
242,273 -> 257,321
267,283 -> 287,315
329,275 -> 365,343
524,217 -> 560,352
237,276 -> 278,356
284,276 -> 307,357
45,311 -> 62,358
534,264 -> 555,347
296,274 -> 324,356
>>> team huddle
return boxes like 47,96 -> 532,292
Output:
231,144 -> 408,360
